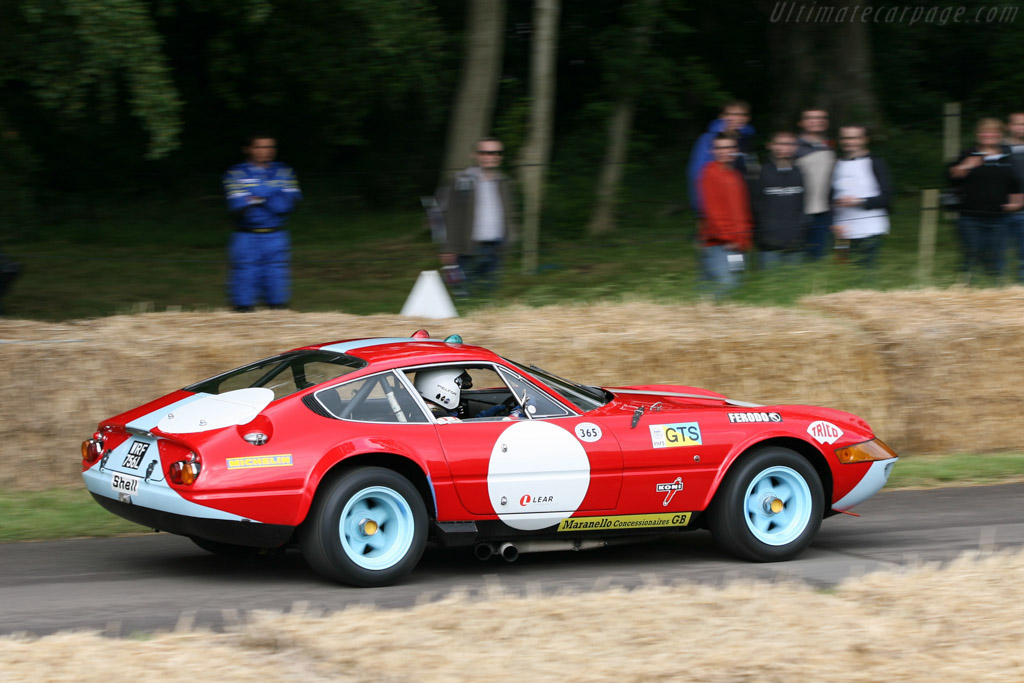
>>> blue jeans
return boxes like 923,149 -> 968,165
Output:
1009,211 -> 1024,282
758,250 -> 803,270
228,230 -> 291,307
804,211 -> 832,260
848,235 -> 884,268
699,245 -> 744,299
958,215 -> 1008,278
458,240 -> 504,297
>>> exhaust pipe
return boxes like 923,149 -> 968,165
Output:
473,543 -> 496,561
499,542 -> 519,562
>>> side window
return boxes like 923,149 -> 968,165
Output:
315,373 -> 428,423
498,368 -> 573,418
405,365 -> 516,420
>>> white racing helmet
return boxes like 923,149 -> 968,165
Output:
414,368 -> 464,408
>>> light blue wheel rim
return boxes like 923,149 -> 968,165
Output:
742,466 -> 812,546
339,486 -> 415,570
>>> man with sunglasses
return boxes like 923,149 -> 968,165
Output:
441,137 -> 518,299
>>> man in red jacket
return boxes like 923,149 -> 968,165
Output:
697,133 -> 753,298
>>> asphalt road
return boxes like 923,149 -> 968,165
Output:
2,483 -> 1022,637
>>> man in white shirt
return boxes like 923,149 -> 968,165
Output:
441,138 -> 518,298
830,125 -> 892,267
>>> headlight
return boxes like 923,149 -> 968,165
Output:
835,438 -> 898,464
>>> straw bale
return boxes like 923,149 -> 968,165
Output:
801,286 -> 1024,453
1,302 -> 889,490
1,548 -> 1023,681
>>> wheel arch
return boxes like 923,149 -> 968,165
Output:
707,437 -> 833,513
301,452 -> 437,528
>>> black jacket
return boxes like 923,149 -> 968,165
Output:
750,160 -> 805,251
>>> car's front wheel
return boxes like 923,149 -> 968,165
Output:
708,447 -> 824,562
300,466 -> 427,586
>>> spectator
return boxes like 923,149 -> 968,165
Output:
687,100 -> 757,214
441,137 -> 518,299
697,133 -> 753,298
222,134 -> 302,312
950,118 -> 1023,280
830,125 -> 892,268
794,108 -> 836,260
1005,112 -> 1024,282
751,131 -> 805,269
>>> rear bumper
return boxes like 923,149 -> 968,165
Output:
91,493 -> 295,548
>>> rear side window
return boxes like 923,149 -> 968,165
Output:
315,372 -> 428,423
186,351 -> 365,401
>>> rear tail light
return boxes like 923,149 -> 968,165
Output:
81,435 -> 105,463
168,454 -> 201,485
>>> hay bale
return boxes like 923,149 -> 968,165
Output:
801,286 -> 1024,454
1,302 -> 890,491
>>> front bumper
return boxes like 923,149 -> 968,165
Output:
832,458 -> 899,511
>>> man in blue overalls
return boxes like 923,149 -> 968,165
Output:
223,135 -> 302,311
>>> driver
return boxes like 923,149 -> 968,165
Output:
413,368 -> 465,421
414,368 -> 522,420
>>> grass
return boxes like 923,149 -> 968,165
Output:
0,488 -> 142,542
2,451 -> 1022,543
4,186 -> 1017,321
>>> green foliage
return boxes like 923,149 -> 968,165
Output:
13,0 -> 183,158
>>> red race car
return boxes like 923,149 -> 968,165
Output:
82,331 -> 898,586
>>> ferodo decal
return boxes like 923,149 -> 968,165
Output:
807,421 -> 843,445
557,512 -> 692,532
574,422 -> 603,443
649,422 -> 702,448
727,412 -> 782,423
226,454 -> 294,470
488,421 -> 591,531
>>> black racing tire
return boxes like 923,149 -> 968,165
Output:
300,466 -> 428,587
190,536 -> 263,559
707,447 -> 824,562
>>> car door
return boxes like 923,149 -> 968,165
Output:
413,364 -> 624,531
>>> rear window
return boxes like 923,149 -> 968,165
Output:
185,351 -> 366,401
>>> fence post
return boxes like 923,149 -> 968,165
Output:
944,102 -> 961,162
918,189 -> 939,285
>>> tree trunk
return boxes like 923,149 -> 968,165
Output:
519,0 -> 560,275
586,99 -> 634,235
440,0 -> 505,184
829,1 -> 883,132
586,0 -> 656,235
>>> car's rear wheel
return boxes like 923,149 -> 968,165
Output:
707,447 -> 823,562
300,466 -> 427,587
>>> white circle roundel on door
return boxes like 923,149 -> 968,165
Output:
487,421 -> 591,531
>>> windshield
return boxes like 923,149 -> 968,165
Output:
503,359 -> 610,412
185,350 -> 366,401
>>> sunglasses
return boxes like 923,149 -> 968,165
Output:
478,150 -> 503,156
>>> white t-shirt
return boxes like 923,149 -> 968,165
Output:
832,157 -> 889,239
472,171 -> 506,242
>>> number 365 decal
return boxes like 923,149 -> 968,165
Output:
574,422 -> 603,442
